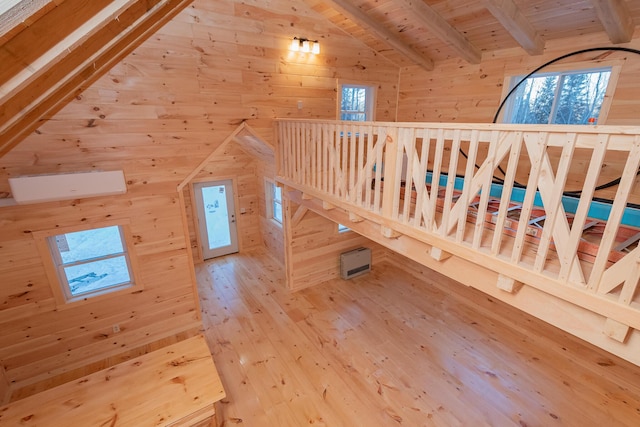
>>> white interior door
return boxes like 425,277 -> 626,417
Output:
193,180 -> 239,259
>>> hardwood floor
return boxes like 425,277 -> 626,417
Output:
196,247 -> 640,426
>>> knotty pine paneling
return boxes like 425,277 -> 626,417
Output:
397,31 -> 640,204
285,201 -> 388,291
0,0 -> 399,389
398,32 -> 640,123
0,365 -> 8,405
256,159 -> 285,266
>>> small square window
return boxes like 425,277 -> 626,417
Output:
339,84 -> 375,121
45,225 -> 136,302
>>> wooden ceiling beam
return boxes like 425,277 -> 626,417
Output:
590,0 -> 634,44
484,0 -> 544,55
0,0 -> 193,158
322,0 -> 434,71
396,0 -> 481,64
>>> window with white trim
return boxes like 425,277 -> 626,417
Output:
265,180 -> 283,224
504,67 -> 612,125
45,224 -> 136,303
339,84 -> 375,121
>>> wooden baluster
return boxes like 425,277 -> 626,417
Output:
456,130 -> 480,244
381,127 -> 400,220
356,124 -> 365,206
402,128 -> 416,224
287,121 -> 294,181
590,135 -> 640,290
341,124 -> 349,198
322,123 -> 329,193
294,122 -> 301,183
534,133 -> 577,273
373,129 -> 384,213
310,122 -> 317,189
472,130 -> 499,250
331,124 -> 337,195
441,129 -> 461,238
365,125 -> 375,210
292,122 -> 299,184
428,128 -> 446,232
414,128 -> 431,230
511,132 -> 548,265
490,131 -> 522,254
303,123 -> 310,186
276,121 -> 283,179
349,123 -> 357,202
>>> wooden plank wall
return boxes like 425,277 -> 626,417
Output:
0,0 -> 400,390
397,31 -> 640,203
0,365 -> 8,405
256,160 -> 286,265
284,198 -> 389,291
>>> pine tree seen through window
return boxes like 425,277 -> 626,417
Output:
340,84 -> 374,121
505,68 -> 611,125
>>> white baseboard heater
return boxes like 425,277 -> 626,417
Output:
340,247 -> 371,279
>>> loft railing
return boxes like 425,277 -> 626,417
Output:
276,119 -> 640,335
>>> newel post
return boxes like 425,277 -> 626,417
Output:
381,127 -> 400,219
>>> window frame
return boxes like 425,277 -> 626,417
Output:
338,82 -> 376,121
265,178 -> 283,225
338,224 -> 351,233
34,220 -> 142,308
499,61 -> 622,125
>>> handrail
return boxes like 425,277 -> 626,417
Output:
276,119 -> 640,331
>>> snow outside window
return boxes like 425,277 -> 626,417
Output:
48,225 -> 135,301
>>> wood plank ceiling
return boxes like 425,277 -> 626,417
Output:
305,0 -> 639,70
1,0 -> 639,156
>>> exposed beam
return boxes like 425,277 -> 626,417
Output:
0,0 -> 193,157
590,0 -> 634,43
0,0 -> 62,44
484,0 -> 545,55
396,0 -> 481,64
322,0 -> 434,71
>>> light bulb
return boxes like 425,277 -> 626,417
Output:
290,38 -> 300,52
311,42 -> 320,54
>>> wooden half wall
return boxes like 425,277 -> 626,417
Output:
284,187 -> 640,366
284,190 -> 390,291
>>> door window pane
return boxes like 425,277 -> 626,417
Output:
202,185 -> 231,249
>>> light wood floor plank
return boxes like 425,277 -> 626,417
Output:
197,248 -> 640,426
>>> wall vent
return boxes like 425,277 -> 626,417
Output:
340,247 -> 371,279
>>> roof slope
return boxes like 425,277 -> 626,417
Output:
0,0 -> 193,157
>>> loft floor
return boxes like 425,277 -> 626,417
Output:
197,247 -> 640,426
